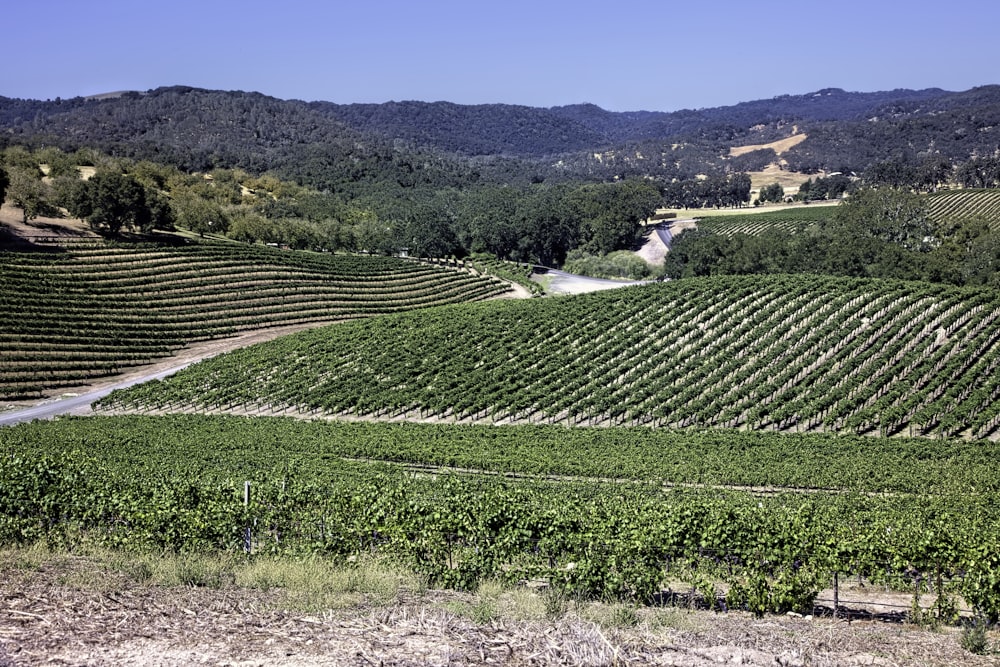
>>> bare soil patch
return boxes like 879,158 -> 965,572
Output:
0,203 -> 97,250
747,164 -> 819,196
1,551 -> 994,667
636,228 -> 669,266
730,134 -> 808,157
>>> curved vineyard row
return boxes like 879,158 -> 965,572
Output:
0,240 -> 511,399
101,274 -> 1000,440
696,207 -> 835,237
3,415 -> 1000,618
926,188 -> 1000,228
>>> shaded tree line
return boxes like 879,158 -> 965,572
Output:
661,173 -> 752,209
665,187 -> 1000,287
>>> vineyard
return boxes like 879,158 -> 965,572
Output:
0,238 -> 510,399
926,188 -> 1000,228
100,274 -> 1000,440
3,414 -> 999,619
695,207 -> 834,237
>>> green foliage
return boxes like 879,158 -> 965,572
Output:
696,206 -> 834,236
795,175 -> 854,201
832,187 -> 935,251
926,189 -> 1000,231
662,173 -> 752,210
99,275 -> 1000,441
70,170 -> 158,234
563,249 -> 657,280
959,617 -> 991,655
171,190 -> 230,237
5,166 -> 51,222
672,192 -> 1000,286
3,414 -> 1000,615
757,182 -> 784,204
955,157 -> 1000,189
570,179 -> 662,255
466,253 -> 543,294
0,241 -> 509,399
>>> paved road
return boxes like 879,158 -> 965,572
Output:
535,268 -> 650,295
0,361 -> 196,427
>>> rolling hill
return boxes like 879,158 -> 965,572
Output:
99,274 -> 1000,440
4,85 -> 999,181
0,235 -> 510,400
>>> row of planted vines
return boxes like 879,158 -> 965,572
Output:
695,207 -> 835,237
0,239 -> 510,399
101,275 -> 1000,440
926,189 -> 1000,228
2,415 -> 998,620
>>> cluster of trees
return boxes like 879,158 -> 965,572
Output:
757,182 -> 785,204
795,173 -> 855,200
1,146 -> 664,267
666,187 -> 1000,287
661,173 -> 752,209
62,171 -> 174,234
955,156 -> 1000,189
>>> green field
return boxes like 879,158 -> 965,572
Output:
0,239 -> 509,399
3,414 -> 999,616
926,189 -> 1000,228
100,274 -> 1000,440
9,235 -> 1000,622
695,190 -> 1000,238
696,206 -> 836,236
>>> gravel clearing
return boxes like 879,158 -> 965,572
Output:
1,552 -> 996,667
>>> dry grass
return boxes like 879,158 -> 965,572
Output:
730,134 -> 808,157
747,163 -> 819,194
1,545 -> 997,666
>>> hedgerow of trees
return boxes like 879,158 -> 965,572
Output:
666,186 -> 1000,287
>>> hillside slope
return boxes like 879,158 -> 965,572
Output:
0,235 -> 510,399
4,85 -> 999,176
100,274 -> 1000,440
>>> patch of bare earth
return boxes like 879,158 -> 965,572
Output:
1,556 -> 995,667
0,203 -> 97,249
636,229 -> 669,266
729,134 -> 808,158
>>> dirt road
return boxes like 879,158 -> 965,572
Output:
0,323 -> 332,426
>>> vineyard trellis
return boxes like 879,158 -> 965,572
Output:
0,239 -> 511,399
99,274 -> 1000,440
926,189 -> 1000,229
695,207 -> 835,237
3,415 -> 999,620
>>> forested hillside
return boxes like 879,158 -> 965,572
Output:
3,85 -> 1000,180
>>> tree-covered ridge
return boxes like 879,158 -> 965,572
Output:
3,85 -> 999,179
667,188 -> 1000,287
2,144 -> 670,269
102,275 -> 1000,440
0,240 -> 509,399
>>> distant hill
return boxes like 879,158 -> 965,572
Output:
0,231 -> 510,399
2,85 -> 999,181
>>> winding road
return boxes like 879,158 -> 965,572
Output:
0,361 -> 198,427
534,268 -> 651,295
1,267 -> 657,426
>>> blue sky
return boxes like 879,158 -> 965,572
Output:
4,0 -> 998,111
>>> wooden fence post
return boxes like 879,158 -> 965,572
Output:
243,481 -> 252,555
